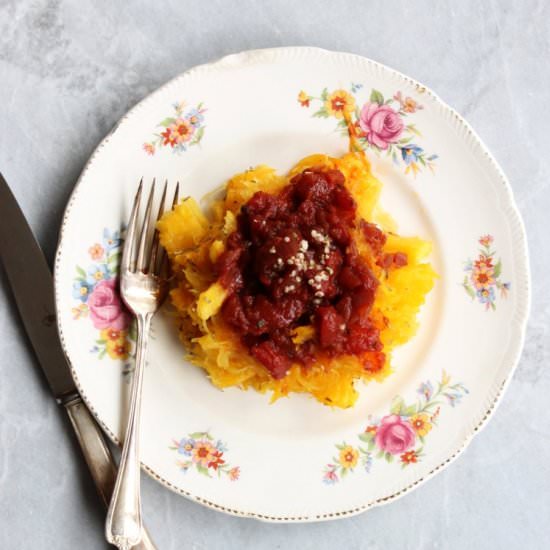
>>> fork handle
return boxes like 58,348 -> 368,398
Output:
105,314 -> 151,549
63,395 -> 156,549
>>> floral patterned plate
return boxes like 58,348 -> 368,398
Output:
54,47 -> 530,522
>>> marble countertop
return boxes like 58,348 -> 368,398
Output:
1,1 -> 549,548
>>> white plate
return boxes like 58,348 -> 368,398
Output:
54,47 -> 530,521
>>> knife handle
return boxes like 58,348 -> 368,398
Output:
63,394 -> 157,550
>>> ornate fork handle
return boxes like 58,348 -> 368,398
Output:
105,180 -> 176,549
105,314 -> 151,549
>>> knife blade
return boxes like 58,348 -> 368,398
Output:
0,174 -> 74,399
0,172 -> 156,550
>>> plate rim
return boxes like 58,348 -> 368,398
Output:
53,46 -> 531,522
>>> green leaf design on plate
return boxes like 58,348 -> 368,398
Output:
463,277 -> 476,299
76,266 -> 87,279
107,251 -> 121,266
370,89 -> 384,105
159,117 -> 176,127
390,396 -> 404,415
407,124 -> 422,136
196,464 -> 211,477
188,431 -> 209,440
493,260 -> 502,278
312,109 -> 329,118
196,126 -> 205,140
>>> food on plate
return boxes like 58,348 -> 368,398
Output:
157,152 -> 436,408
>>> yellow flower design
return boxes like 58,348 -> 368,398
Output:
100,328 -> 128,342
106,337 -> 130,360
402,97 -> 419,113
88,243 -> 104,261
325,89 -> 356,119
192,440 -> 216,466
71,303 -> 88,320
297,90 -> 310,107
338,445 -> 359,469
409,413 -> 432,437
472,265 -> 495,290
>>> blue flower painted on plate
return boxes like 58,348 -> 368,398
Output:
417,381 -> 433,401
86,264 -> 110,285
476,286 -> 496,305
401,144 -> 424,165
102,228 -> 122,251
176,438 -> 196,456
73,280 -> 92,302
185,108 -> 205,128
362,452 -> 373,473
215,440 -> 228,453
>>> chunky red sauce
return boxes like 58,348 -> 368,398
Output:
216,168 -> 406,379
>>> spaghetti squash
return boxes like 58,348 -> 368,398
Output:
157,152 -> 436,408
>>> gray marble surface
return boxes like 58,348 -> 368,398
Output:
0,1 -> 549,549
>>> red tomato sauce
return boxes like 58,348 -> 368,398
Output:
216,168 -> 406,379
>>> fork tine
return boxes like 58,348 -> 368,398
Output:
136,180 -> 156,272
121,179 -> 143,273
149,180 -> 168,274
173,181 -> 180,207
156,182 -> 180,277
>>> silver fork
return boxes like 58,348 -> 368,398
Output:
105,179 -> 178,550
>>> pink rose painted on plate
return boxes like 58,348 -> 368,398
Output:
71,229 -> 136,366
299,85 -> 437,176
88,278 -> 130,330
374,414 -> 415,455
359,103 -> 404,149
322,371 -> 468,484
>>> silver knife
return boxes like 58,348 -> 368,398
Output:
0,173 -> 156,550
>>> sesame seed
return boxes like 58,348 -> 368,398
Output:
284,236 -> 290,243
315,291 -> 324,298
296,277 -> 302,282
300,240 -> 309,251
269,246 -> 276,254
339,324 -> 346,330
308,278 -> 314,285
